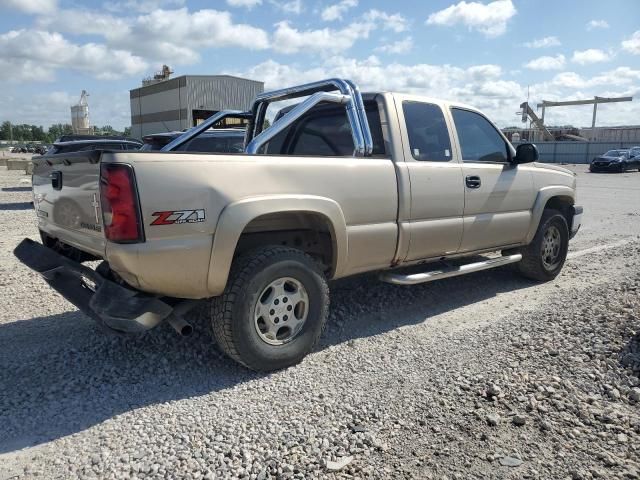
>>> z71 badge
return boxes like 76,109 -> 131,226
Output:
151,209 -> 205,226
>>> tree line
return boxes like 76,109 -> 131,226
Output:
0,121 -> 132,143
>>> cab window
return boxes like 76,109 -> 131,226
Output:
266,101 -> 386,156
403,101 -> 452,161
451,108 -> 508,163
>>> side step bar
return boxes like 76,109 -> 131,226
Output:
379,254 -> 522,286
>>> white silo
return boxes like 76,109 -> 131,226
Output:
71,90 -> 93,135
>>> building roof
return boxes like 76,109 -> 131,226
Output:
130,74 -> 263,98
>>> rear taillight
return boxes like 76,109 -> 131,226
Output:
100,164 -> 144,243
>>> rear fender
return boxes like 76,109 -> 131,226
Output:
207,195 -> 348,296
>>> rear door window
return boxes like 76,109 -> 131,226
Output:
402,101 -> 452,161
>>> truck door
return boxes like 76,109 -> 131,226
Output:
397,98 -> 465,261
449,107 -> 535,252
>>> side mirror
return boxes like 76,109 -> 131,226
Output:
513,143 -> 539,164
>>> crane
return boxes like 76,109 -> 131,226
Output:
519,101 -> 554,141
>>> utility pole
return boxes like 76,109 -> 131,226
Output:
9,121 -> 13,144
591,102 -> 598,141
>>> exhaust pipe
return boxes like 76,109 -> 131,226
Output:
167,314 -> 193,337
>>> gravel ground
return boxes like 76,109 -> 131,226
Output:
0,166 -> 639,480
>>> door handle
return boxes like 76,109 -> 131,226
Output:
465,175 -> 481,189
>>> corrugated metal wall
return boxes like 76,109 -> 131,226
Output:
514,141 -> 640,164
130,75 -> 264,138
184,76 -> 263,127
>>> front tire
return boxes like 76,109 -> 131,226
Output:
516,209 -> 569,282
210,246 -> 329,371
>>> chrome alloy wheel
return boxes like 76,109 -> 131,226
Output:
541,225 -> 562,270
254,277 -> 309,346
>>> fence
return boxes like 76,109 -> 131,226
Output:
514,141 -> 639,164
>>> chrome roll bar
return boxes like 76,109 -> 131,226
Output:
344,79 -> 373,156
161,110 -> 252,152
159,78 -> 373,157
245,92 -> 349,154
246,78 -> 373,157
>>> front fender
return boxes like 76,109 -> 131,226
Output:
206,195 -> 348,296
525,186 -> 575,244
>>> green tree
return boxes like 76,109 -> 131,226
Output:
0,121 -> 11,141
46,123 -> 73,142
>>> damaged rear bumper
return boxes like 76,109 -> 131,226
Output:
14,238 -> 197,334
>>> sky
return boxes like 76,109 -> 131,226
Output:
0,0 -> 639,131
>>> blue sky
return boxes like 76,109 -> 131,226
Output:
0,0 -> 639,130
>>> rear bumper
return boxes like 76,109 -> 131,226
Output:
13,238 -> 194,333
570,205 -> 583,239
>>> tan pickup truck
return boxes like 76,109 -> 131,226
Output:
15,78 -> 582,371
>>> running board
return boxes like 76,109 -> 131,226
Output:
379,254 -> 522,285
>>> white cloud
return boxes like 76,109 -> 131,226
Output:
39,8 -> 270,65
104,0 -> 184,13
271,10 -> 407,54
0,0 -> 56,14
523,36 -> 561,48
270,0 -> 303,14
426,0 -> 516,37
238,57 -> 640,128
321,0 -> 357,21
0,29 -> 148,81
239,57 -> 522,125
622,31 -> 640,55
375,37 -> 413,55
364,9 -> 408,33
226,0 -> 262,8
586,19 -> 609,30
272,20 -> 368,54
524,54 -> 566,71
37,9 -> 129,38
552,67 -> 640,89
571,49 -> 611,65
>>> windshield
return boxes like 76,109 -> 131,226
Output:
141,137 -> 173,151
604,150 -> 624,157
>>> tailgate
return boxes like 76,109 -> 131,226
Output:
32,150 -> 106,257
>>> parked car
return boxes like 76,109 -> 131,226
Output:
628,146 -> 640,159
34,145 -> 49,155
140,128 -> 245,152
45,137 -> 142,155
16,78 -> 582,371
590,149 -> 640,172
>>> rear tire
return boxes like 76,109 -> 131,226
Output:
210,246 -> 329,371
516,209 -> 569,282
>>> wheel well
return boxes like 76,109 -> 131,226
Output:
235,212 -> 335,275
544,196 -> 574,226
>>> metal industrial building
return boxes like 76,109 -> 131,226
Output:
129,74 -> 264,139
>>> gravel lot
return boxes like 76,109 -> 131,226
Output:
1,165 -> 639,479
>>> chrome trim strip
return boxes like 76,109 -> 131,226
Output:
379,254 -> 523,285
